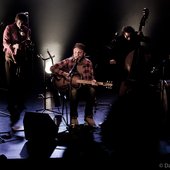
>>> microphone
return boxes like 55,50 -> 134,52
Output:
114,32 -> 119,37
68,56 -> 85,76
19,26 -> 25,36
111,32 -> 119,42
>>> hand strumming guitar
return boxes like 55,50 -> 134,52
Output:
91,79 -> 98,86
63,72 -> 71,81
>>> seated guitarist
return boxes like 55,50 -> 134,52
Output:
50,43 -> 97,128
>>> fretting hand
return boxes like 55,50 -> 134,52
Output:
109,59 -> 117,64
91,79 -> 98,86
63,72 -> 71,81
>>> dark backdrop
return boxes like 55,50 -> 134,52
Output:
0,0 -> 170,89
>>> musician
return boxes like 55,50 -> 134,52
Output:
108,25 -> 149,96
3,12 -> 32,128
50,43 -> 97,128
100,27 -> 159,164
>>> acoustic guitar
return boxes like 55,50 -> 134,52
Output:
53,73 -> 113,92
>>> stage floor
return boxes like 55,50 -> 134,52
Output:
0,83 -> 168,168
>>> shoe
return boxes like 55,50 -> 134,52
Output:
84,117 -> 96,127
11,125 -> 24,132
70,118 -> 79,128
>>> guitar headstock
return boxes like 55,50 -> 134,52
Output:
103,81 -> 113,89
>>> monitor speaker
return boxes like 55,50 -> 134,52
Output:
23,112 -> 58,141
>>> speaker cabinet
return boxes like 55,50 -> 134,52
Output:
23,112 -> 58,141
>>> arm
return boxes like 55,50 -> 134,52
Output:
50,59 -> 70,80
3,25 -> 16,63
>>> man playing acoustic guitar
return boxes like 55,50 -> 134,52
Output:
50,43 -> 98,128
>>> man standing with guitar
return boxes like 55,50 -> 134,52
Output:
50,43 -> 97,128
3,12 -> 32,129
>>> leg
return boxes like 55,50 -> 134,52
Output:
84,86 -> 96,127
5,60 -> 18,126
69,87 -> 79,127
5,60 -> 24,126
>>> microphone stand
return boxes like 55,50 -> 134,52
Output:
47,49 -> 54,65
44,50 -> 70,129
68,56 -> 84,77
36,53 -> 59,114
68,59 -> 78,77
160,59 -> 168,116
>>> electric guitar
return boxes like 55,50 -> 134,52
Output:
53,73 -> 113,92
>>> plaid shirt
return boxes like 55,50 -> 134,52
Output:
3,23 -> 31,60
50,56 -> 95,80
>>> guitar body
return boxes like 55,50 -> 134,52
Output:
70,74 -> 82,89
53,75 -> 70,92
53,73 -> 92,91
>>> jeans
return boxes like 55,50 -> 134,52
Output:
69,85 -> 96,119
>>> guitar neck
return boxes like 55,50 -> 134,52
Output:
76,80 -> 98,85
76,79 -> 112,87
76,79 -> 94,85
